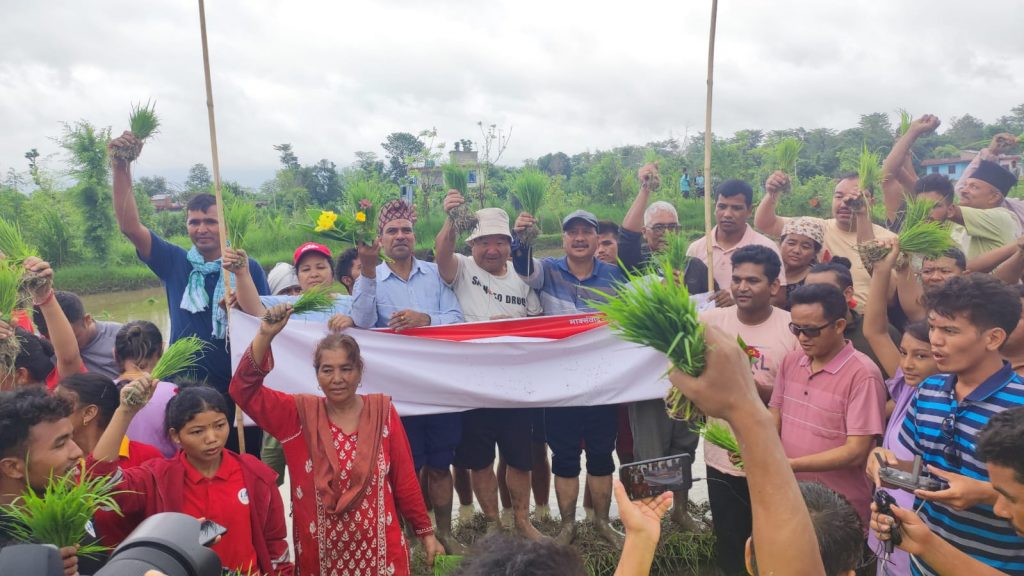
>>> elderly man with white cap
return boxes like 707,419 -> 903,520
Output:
435,190 -> 544,540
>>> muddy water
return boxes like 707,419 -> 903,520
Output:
80,286 -> 170,334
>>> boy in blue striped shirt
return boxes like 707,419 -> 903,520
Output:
869,274 -> 1024,575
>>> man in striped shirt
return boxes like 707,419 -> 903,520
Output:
877,274 -> 1024,575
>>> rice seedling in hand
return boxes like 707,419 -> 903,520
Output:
661,231 -> 689,272
110,101 -> 160,162
773,138 -> 803,177
857,145 -> 882,200
0,218 -> 46,297
695,420 -> 743,469
225,199 -> 256,250
1,461 -> 123,558
897,108 -> 912,136
284,285 -> 336,318
143,337 -> 208,405
0,263 -> 23,377
858,195 -> 955,272
442,163 -> 477,235
511,169 -> 548,244
592,256 -> 705,421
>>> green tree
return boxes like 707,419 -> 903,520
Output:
273,143 -> 300,170
136,175 -> 170,197
537,152 -> 572,177
184,163 -> 213,194
60,120 -> 113,262
305,159 -> 342,206
945,115 -> 986,148
381,132 -> 425,183
354,151 -> 384,177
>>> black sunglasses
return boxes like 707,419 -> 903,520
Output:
940,407 -> 962,468
788,320 -> 835,338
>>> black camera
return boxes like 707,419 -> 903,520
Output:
0,512 -> 222,576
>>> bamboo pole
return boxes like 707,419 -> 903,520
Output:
197,0 -> 245,454
703,0 -> 719,291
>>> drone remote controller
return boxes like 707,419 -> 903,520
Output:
876,453 -> 947,492
873,490 -> 902,553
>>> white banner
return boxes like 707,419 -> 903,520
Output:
229,312 -> 670,418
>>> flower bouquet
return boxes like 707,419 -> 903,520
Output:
304,197 -> 378,247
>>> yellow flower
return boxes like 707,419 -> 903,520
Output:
315,210 -> 337,232
355,211 -> 367,223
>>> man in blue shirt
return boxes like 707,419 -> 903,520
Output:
351,199 -> 465,553
868,274 -> 1024,575
109,131 -> 270,455
680,168 -> 691,198
511,208 -> 626,546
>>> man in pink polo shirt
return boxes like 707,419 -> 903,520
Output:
701,244 -> 799,575
769,282 -> 886,530
687,179 -> 786,307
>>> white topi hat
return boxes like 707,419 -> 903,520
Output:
465,208 -> 513,244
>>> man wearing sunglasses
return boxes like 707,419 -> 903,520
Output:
867,274 -> 1024,575
769,283 -> 887,531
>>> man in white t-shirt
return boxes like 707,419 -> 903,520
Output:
434,190 -> 544,540
700,244 -> 799,575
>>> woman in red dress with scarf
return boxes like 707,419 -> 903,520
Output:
231,303 -> 443,576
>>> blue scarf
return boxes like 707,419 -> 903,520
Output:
180,247 -> 235,339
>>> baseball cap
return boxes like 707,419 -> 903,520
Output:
561,209 -> 599,231
293,242 -> 332,266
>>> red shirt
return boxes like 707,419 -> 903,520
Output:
180,451 -> 259,573
11,310 -> 32,332
93,438 -> 164,547
120,437 -> 163,469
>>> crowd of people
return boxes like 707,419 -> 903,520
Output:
1,120 -> 1024,576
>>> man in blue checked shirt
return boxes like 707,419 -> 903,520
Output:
868,274 -> 1024,575
351,199 -> 466,553
511,208 -> 625,547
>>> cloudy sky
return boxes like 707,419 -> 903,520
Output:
3,0 -> 1024,189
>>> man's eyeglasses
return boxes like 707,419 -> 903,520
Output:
788,320 -> 835,338
940,407 -> 962,468
648,224 -> 680,234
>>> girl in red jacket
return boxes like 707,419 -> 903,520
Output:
92,381 -> 294,575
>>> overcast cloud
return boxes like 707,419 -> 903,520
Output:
3,0 -> 1024,188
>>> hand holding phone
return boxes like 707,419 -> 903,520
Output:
618,453 -> 693,500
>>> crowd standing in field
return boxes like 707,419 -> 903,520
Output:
2,121 -> 1024,576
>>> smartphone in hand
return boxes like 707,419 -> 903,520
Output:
618,453 -> 693,500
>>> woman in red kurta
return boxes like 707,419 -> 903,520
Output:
230,303 -> 443,576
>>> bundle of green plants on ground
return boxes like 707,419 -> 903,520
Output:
592,255 -> 705,421
696,420 -> 743,469
773,138 -> 803,178
858,195 -> 955,272
110,101 -> 159,162
225,199 -> 256,249
442,163 -> 477,235
511,169 -> 548,244
0,462 -> 123,558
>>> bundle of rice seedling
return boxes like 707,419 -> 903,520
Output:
593,257 -> 705,421
773,138 -> 802,176
0,218 -> 46,296
111,101 -> 160,162
0,264 -> 22,377
661,231 -> 689,272
225,199 -> 256,249
433,554 -> 464,576
1,462 -> 123,558
858,145 -> 882,199
858,195 -> 955,272
696,420 -> 743,469
283,286 -> 336,318
511,169 -> 548,244
897,108 -> 912,136
442,163 -> 477,234
131,337 -> 208,406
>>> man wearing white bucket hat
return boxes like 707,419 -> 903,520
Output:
435,190 -> 544,541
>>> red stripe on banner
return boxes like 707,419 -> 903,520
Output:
376,312 -> 608,341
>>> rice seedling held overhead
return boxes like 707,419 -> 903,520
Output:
773,137 -> 803,177
511,169 -> 548,244
225,199 -> 256,250
0,218 -> 34,266
858,195 -> 955,272
0,263 -> 23,378
592,255 -> 705,421
897,108 -> 912,136
0,461 -> 123,558
111,100 -> 160,163
442,163 -> 477,235
144,337 -> 208,404
857,144 -> 882,199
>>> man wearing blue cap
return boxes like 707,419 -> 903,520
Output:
511,207 -> 625,546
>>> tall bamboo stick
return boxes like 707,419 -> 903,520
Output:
703,0 -> 719,291
197,0 -> 245,454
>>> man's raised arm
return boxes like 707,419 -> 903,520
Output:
754,171 -> 791,237
882,115 -> 939,222
434,190 -> 463,286
108,131 -> 153,259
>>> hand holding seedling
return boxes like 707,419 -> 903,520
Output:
909,114 -> 941,135
765,170 -> 791,195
